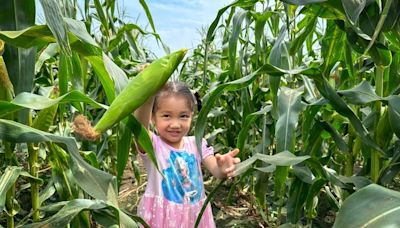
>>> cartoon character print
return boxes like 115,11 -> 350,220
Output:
161,150 -> 202,204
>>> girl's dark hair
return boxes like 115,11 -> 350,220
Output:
153,82 -> 201,113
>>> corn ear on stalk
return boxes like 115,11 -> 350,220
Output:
0,40 -> 14,102
73,48 -> 187,140
0,39 -> 4,56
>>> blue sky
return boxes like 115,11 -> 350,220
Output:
36,0 -> 232,56
121,0 -> 231,56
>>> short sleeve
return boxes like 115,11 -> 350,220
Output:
201,138 -> 214,160
137,131 -> 156,161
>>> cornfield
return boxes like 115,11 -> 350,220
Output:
1,0 -> 400,227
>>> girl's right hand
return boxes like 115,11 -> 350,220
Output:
215,148 -> 241,178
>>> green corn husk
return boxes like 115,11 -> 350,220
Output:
0,40 -> 14,102
74,48 -> 187,140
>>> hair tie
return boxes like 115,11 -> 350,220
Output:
194,92 -> 202,111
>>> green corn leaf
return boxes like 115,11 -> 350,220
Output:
270,26 -> 290,70
39,181 -> 57,206
229,10 -> 247,77
333,184 -> 400,227
338,81 -> 381,104
276,87 -> 305,153
344,41 -> 356,80
379,141 -> 400,185
321,21 -> 345,74
289,16 -> 317,55
70,52 -> 84,92
138,0 -> 156,35
234,151 -> 310,176
287,178 -> 309,223
281,0 -> 326,5
0,167 -> 42,212
388,96 -> 400,139
32,88 -> 59,132
318,120 -> 349,153
35,43 -> 59,74
304,120 -> 324,156
369,43 -> 392,68
269,26 -> 289,116
93,0 -> 109,33
388,53 -> 400,94
0,90 -> 107,118
47,143 -> 79,201
283,0 -> 346,19
305,178 -> 327,218
236,104 -> 272,153
0,166 -> 22,211
23,199 -> 139,227
127,116 -> 160,175
63,18 -> 98,48
336,175 -> 372,190
138,0 -> 167,53
385,30 -> 400,51
253,11 -> 273,59
341,0 -> 369,24
39,0 -> 71,55
86,55 -> 116,103
81,150 -> 101,169
124,26 -> 147,61
117,119 -> 133,186
103,53 -> 128,95
59,52 -> 72,96
275,166 -> 289,203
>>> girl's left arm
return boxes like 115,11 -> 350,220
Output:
203,149 -> 240,179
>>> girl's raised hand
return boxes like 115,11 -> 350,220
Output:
215,148 -> 241,178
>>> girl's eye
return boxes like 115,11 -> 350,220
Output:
162,114 -> 170,118
180,114 -> 190,119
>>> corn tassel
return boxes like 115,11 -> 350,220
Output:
73,48 -> 187,140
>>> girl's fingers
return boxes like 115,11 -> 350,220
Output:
216,153 -> 226,166
229,148 -> 240,157
225,164 -> 236,173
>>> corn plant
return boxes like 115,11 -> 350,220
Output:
0,0 -> 183,227
2,0 -> 400,227
180,0 -> 400,226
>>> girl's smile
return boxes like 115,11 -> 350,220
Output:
152,95 -> 193,149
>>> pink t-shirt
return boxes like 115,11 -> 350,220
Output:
138,134 -> 216,228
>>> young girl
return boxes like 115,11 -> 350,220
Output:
134,82 -> 240,228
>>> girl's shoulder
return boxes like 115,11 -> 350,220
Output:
185,135 -> 196,143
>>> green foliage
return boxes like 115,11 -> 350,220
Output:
2,0 -> 400,227
0,0 -> 168,226
182,0 -> 400,226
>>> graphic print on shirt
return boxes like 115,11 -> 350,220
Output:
161,150 -> 202,204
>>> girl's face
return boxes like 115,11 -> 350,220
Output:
152,95 -> 193,149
